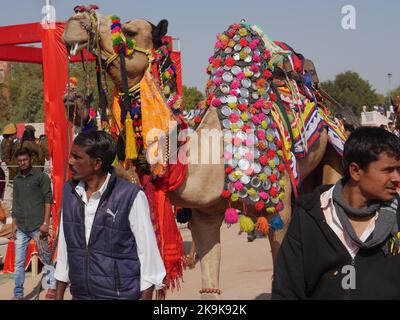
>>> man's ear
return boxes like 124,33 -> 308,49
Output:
151,19 -> 168,48
348,162 -> 362,182
93,158 -> 103,172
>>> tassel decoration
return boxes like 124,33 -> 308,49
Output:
125,113 -> 138,160
225,208 -> 239,224
270,215 -> 284,231
256,216 -> 270,235
239,215 -> 255,233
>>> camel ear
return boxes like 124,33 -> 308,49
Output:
152,19 -> 168,48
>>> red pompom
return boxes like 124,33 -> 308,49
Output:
255,201 -> 264,211
221,190 -> 232,199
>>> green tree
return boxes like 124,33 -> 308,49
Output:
320,71 -> 380,115
182,85 -> 204,111
8,63 -> 44,123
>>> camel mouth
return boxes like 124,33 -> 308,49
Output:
68,41 -> 87,56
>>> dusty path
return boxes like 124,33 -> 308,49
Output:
0,223 -> 273,300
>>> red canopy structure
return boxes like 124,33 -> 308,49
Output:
0,21 -> 182,271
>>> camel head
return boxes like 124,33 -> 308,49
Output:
118,19 -> 168,87
62,7 -> 114,60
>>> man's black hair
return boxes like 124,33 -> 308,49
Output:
343,127 -> 400,182
344,123 -> 355,133
15,148 -> 31,158
73,131 -> 116,172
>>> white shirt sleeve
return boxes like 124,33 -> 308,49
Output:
129,191 -> 166,291
54,210 -> 70,283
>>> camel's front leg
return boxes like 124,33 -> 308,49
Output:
268,171 -> 292,262
189,209 -> 224,300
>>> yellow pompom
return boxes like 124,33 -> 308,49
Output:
278,192 -> 285,200
261,121 -> 268,129
258,88 -> 266,96
231,193 -> 239,202
247,188 -> 257,197
239,215 -> 255,233
239,28 -> 248,37
268,160 -> 276,168
266,134 -> 273,142
232,171 -> 243,180
228,39 -> 235,48
266,207 -> 276,215
241,113 -> 249,121
279,180 -> 286,188
219,34 -> 228,42
277,150 -> 283,157
245,71 -> 253,78
228,102 -> 237,109
258,173 -> 267,182
231,124 -> 240,132
125,114 -> 138,160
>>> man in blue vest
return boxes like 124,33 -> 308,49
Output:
54,131 -> 166,300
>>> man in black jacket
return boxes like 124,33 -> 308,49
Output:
272,127 -> 400,299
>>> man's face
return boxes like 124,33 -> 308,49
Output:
356,152 -> 400,202
17,154 -> 32,171
68,144 -> 100,181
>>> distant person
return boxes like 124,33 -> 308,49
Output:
11,148 -> 55,300
39,134 -> 50,162
20,128 -> 45,170
1,123 -> 20,181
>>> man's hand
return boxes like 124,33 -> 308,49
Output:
39,223 -> 49,237
140,285 -> 154,300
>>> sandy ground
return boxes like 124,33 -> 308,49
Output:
0,223 -> 273,300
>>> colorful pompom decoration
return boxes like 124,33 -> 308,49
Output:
256,216 -> 270,235
239,215 -> 255,233
270,215 -> 284,231
225,208 -> 239,224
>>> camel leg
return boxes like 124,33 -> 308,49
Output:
186,239 -> 197,269
321,144 -> 343,185
189,209 -> 224,300
268,171 -> 292,262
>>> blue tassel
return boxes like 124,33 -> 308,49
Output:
176,208 -> 192,224
270,215 -> 284,231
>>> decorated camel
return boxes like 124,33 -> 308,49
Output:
62,6 -> 345,299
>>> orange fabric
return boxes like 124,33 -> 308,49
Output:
111,87 -> 122,133
153,161 -> 188,290
2,240 -> 38,273
140,70 -> 175,149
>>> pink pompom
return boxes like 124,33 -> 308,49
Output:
230,80 -> 240,89
276,201 -> 283,212
245,152 -> 254,161
258,113 -> 266,121
250,64 -> 259,73
237,72 -> 245,80
257,129 -> 266,140
208,56 -> 214,64
249,41 -> 258,50
259,192 -> 269,200
229,113 -> 239,123
271,122 -> 277,129
212,98 -> 222,107
225,208 -> 239,224
254,99 -> 265,109
233,137 -> 242,146
216,68 -> 223,77
253,55 -> 261,62
230,89 -> 239,96
234,181 -> 244,191
215,41 -> 222,48
245,138 -> 254,146
214,78 -> 222,86
251,115 -> 260,125
224,151 -> 233,160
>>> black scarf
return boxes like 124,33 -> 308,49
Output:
332,180 -> 399,255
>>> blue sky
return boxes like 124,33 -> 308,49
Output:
1,0 -> 399,95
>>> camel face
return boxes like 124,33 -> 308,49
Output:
62,12 -> 91,55
121,19 -> 169,82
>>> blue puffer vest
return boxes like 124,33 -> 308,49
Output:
62,172 -> 142,300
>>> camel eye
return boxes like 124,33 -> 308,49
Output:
124,30 -> 138,38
